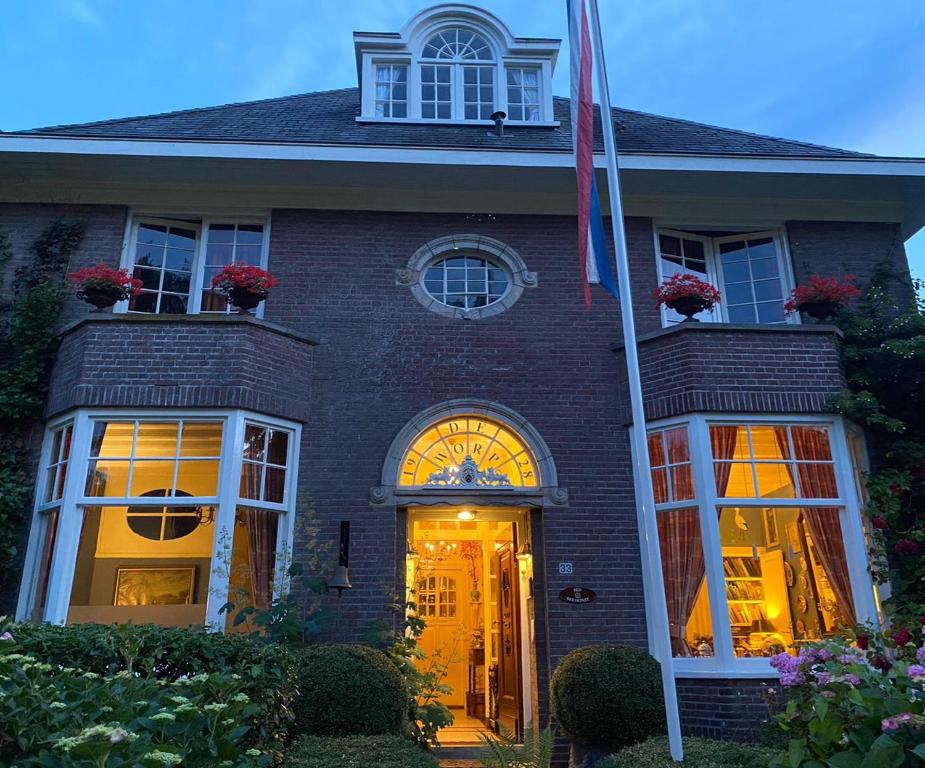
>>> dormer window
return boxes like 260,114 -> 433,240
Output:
355,6 -> 560,126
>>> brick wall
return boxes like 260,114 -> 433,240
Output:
46,315 -> 316,421
676,678 -> 779,741
0,202 -> 912,738
623,324 -> 845,421
787,220 -> 913,309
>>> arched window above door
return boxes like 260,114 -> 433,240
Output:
399,415 -> 539,489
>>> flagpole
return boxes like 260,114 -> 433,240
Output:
586,0 -> 684,761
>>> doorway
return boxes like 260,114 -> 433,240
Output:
407,508 -> 533,746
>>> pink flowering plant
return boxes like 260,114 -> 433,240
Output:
770,627 -> 925,767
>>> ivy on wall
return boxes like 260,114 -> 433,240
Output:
0,221 -> 84,598
830,269 -> 925,626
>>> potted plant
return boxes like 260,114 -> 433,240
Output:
69,263 -> 143,310
211,263 -> 278,313
784,273 -> 861,321
654,273 -> 722,321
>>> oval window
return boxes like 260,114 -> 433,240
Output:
126,489 -> 201,541
422,254 -> 510,310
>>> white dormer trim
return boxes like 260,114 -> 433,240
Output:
354,3 -> 561,126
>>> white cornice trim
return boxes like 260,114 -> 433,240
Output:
2,134 -> 925,176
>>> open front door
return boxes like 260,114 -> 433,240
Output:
495,541 -> 523,739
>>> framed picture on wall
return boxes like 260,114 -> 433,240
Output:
114,567 -> 195,606
763,508 -> 780,547
787,521 -> 803,554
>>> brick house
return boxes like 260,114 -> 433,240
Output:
3,2 -> 924,748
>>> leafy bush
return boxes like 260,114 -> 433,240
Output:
283,735 -> 437,768
478,722 -> 555,768
291,644 -> 407,738
598,736 -> 777,768
769,630 -> 925,767
0,635 -> 268,767
551,644 -> 666,752
10,621 -> 299,749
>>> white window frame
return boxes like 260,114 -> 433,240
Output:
16,408 -> 300,632
373,62 -> 410,118
633,413 -> 877,678
653,226 -> 798,328
357,38 -> 557,125
116,212 -> 272,319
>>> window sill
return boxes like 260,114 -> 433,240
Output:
58,312 -> 319,346
355,116 -> 560,128
672,660 -> 779,680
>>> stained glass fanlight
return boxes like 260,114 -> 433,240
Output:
399,416 -> 538,488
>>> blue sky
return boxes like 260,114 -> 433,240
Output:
3,0 -> 925,279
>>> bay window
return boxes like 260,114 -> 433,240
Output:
17,410 -> 299,631
655,228 -> 794,326
120,215 -> 269,317
644,416 -> 873,675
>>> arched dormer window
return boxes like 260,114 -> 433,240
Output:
419,27 -> 495,120
355,6 -> 561,126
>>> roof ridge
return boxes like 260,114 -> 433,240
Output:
19,87 -> 357,134
602,101 -> 870,157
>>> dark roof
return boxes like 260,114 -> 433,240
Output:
10,87 -> 869,158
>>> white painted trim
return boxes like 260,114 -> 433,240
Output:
637,412 -> 877,678
16,407 -> 301,632
4,134 -> 925,176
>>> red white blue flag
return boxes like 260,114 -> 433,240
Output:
568,0 -> 618,308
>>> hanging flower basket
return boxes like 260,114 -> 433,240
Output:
211,263 -> 279,314
784,274 -> 860,321
654,273 -> 722,321
69,264 -> 143,310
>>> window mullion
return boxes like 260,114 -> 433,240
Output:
691,415 -> 735,667
42,411 -> 93,625
205,412 -> 242,632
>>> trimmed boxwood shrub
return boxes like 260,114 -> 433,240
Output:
10,621 -> 299,748
284,735 -> 437,768
291,645 -> 407,737
551,644 -> 666,752
597,736 -> 777,768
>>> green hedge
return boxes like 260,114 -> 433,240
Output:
597,736 -> 777,768
10,621 -> 299,748
291,644 -> 407,737
284,735 -> 437,768
1,637 -> 267,766
551,644 -> 666,753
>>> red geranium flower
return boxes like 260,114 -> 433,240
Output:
893,628 -> 912,647
211,263 -> 278,296
895,539 -> 920,556
654,273 -> 722,310
871,515 -> 890,531
784,274 -> 861,315
872,655 -> 893,673
69,263 -> 143,298
856,634 -> 870,650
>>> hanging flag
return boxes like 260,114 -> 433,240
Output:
567,0 -> 618,308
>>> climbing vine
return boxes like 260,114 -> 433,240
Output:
829,268 -> 925,626
0,221 -> 84,595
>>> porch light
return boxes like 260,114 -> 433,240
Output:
328,521 -> 353,596
516,540 -> 533,575
406,539 -> 420,562
457,510 -> 476,521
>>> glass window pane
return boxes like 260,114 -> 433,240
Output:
719,240 -> 748,262
722,261 -> 750,284
176,460 -> 220,496
240,462 -> 263,500
167,228 -> 197,249
129,292 -> 157,314
651,468 -> 669,504
159,294 -> 188,314
91,422 -> 134,458
665,428 -> 690,463
721,462 -> 756,497
724,282 -> 753,305
267,430 -> 289,466
658,507 -> 712,658
136,423 -> 179,458
30,509 -> 60,622
180,423 -> 223,457
243,425 -> 266,461
719,507 -> 855,657
750,258 -> 779,280
755,463 -> 796,498
206,243 -> 234,263
208,224 -> 235,243
226,507 -> 280,624
753,279 -> 782,302
671,465 -> 695,501
133,267 -> 161,291
129,461 -> 176,496
164,248 -> 193,271
727,304 -> 756,323
137,224 -> 167,246
85,460 -> 130,496
757,302 -> 786,324
791,427 -> 832,461
264,467 -> 286,503
659,235 -> 681,257
747,238 -> 776,260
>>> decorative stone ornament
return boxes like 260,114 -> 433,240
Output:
401,234 -> 537,320
424,455 -> 513,488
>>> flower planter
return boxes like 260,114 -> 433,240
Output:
666,295 -> 710,321
796,300 -> 839,321
227,288 -> 265,313
79,286 -> 126,310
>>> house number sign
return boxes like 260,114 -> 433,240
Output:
558,586 -> 596,604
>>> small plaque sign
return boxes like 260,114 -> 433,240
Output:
558,586 -> 596,604
558,562 -> 573,575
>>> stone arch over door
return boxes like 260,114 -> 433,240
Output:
371,399 -> 566,508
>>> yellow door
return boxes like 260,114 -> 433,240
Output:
415,564 -> 469,709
